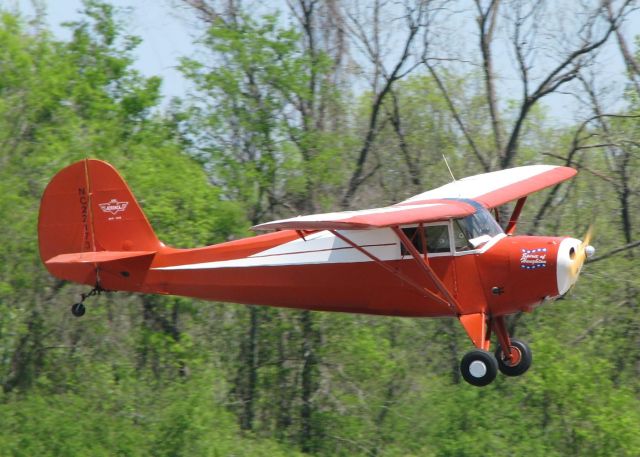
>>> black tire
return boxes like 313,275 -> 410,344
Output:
495,338 -> 532,377
71,303 -> 86,317
460,350 -> 498,387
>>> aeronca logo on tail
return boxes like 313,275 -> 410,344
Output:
520,248 -> 547,270
99,199 -> 129,215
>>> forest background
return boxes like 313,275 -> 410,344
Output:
1,0 -> 639,455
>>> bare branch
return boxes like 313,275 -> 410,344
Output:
424,61 -> 490,171
341,1 -> 426,207
589,241 -> 640,264
606,0 -> 640,95
532,110 -> 640,232
540,151 -> 640,195
474,0 -> 503,154
501,0 -> 635,169
572,300 -> 629,344
385,87 -> 421,186
181,0 -> 224,23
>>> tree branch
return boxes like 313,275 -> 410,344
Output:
589,240 -> 640,264
341,2 -> 424,207
501,0 -> 634,169
475,0 -> 503,154
424,61 -> 490,171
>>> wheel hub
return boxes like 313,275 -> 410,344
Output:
469,360 -> 487,378
502,346 -> 523,367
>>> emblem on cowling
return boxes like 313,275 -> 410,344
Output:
520,247 -> 547,270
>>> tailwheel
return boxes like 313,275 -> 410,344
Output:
69,285 -> 104,317
460,350 -> 498,387
495,338 -> 532,377
71,302 -> 86,317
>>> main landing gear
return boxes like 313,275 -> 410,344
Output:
459,316 -> 532,387
495,338 -> 532,377
70,286 -> 104,317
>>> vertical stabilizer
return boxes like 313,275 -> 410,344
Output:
38,159 -> 161,287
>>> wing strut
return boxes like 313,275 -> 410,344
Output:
393,225 -> 492,347
391,226 -> 462,315
328,230 -> 451,308
505,196 -> 527,235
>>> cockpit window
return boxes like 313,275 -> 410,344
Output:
454,206 -> 503,251
400,205 -> 502,256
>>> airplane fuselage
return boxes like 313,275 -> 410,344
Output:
78,228 -> 577,319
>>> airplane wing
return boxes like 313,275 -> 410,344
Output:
252,200 -> 476,231
254,165 -> 575,232
401,165 -> 576,208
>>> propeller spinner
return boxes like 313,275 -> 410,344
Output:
557,226 -> 595,295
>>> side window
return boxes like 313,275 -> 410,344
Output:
401,224 -> 451,255
400,227 -> 421,255
426,225 -> 451,253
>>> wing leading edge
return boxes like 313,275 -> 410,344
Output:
252,200 -> 476,231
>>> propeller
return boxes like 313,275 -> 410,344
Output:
568,225 -> 595,285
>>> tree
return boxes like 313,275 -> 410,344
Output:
424,0 -> 636,171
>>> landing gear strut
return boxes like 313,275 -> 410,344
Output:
491,316 -> 532,377
70,286 -> 104,318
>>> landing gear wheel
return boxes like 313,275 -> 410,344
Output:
71,302 -> 86,317
460,350 -> 498,387
495,338 -> 532,377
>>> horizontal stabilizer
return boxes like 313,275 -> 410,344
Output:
45,250 -> 156,265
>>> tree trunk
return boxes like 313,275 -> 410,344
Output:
238,306 -> 259,430
300,310 -> 318,452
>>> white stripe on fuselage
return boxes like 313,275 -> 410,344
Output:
152,230 -> 399,270
151,230 -> 506,271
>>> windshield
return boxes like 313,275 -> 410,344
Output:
453,206 -> 503,251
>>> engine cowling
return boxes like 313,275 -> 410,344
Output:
477,235 -> 592,315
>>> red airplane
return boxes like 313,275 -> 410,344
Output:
38,159 -> 594,386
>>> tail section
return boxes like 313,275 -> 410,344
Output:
38,159 -> 162,290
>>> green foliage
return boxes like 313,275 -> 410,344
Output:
0,2 -> 639,457
179,12 -> 348,221
0,367 -> 302,457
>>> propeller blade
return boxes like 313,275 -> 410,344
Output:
568,225 -> 595,286
583,225 -> 593,248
